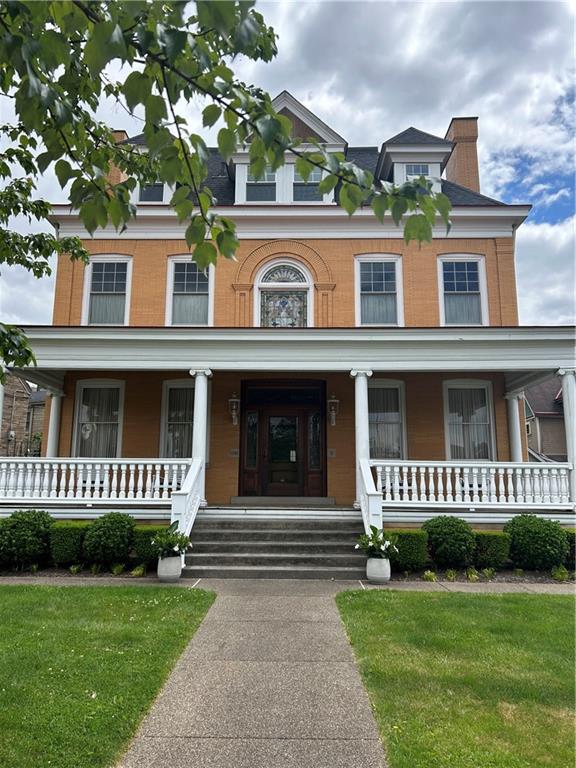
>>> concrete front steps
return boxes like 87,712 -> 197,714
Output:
183,515 -> 366,579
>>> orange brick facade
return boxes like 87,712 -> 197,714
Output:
53,236 -> 518,328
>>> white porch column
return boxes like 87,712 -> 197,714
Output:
350,369 -> 373,504
558,369 -> 576,504
190,369 -> 212,503
505,392 -> 524,463
45,392 -> 63,457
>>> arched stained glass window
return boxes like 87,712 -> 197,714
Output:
256,260 -> 313,328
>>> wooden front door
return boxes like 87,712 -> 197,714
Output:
239,381 -> 326,497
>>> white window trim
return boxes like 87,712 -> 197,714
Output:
81,254 -> 133,326
254,257 -> 314,328
437,254 -> 489,327
442,379 -> 496,461
354,254 -> 404,327
368,378 -> 408,459
234,160 -> 334,205
165,256 -> 214,327
136,182 -> 172,205
72,379 -> 125,458
159,379 -> 211,461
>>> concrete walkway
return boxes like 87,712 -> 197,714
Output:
118,579 -> 387,768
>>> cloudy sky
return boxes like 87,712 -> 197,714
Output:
1,0 -> 574,326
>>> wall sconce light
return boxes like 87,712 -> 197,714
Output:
327,393 -> 340,426
228,392 -> 240,426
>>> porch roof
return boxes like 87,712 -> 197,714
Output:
13,325 -> 575,396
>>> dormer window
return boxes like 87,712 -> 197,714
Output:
246,167 -> 276,202
293,166 -> 323,201
139,182 -> 164,202
405,163 -> 429,180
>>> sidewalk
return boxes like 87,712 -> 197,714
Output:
118,578 -> 386,768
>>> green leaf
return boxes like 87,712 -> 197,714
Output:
171,185 -> 191,206
217,128 -> 236,161
193,241 -> 217,269
202,104 -> 221,128
338,182 -> 363,216
403,214 -> 433,244
372,193 -> 388,224
318,174 -> 338,195
295,157 -> 312,182
185,217 -> 206,248
196,1 -> 237,35
123,71 -> 151,111
54,159 -> 74,187
390,196 -> 408,226
435,192 -> 452,225
216,228 -> 238,258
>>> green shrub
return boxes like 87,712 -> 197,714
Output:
551,565 -> 569,583
481,567 -> 496,581
504,514 -> 569,570
0,510 -> 53,568
474,531 -> 510,569
130,564 -> 146,577
422,569 -> 437,582
466,566 -> 479,583
422,516 -> 475,568
133,525 -> 168,566
444,568 -> 458,582
83,512 -> 135,566
111,563 -> 125,575
564,529 -> 576,569
69,564 -> 82,575
387,529 -> 429,572
50,522 -> 91,566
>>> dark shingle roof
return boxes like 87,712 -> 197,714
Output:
525,379 -> 563,416
384,127 -> 452,146
346,147 -> 380,176
120,133 -> 147,145
441,180 -> 507,207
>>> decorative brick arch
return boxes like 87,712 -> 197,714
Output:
233,240 -> 335,327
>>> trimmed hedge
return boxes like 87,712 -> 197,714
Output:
0,510 -> 53,568
473,531 -> 510,569
564,529 -> 575,569
388,529 -> 429,572
83,512 -> 135,565
422,516 -> 475,568
133,525 -> 168,566
504,514 -> 568,570
49,522 -> 91,566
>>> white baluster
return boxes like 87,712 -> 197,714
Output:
479,466 -> 488,503
428,467 -> 436,503
93,463 -> 102,499
436,466 -> 444,503
410,465 -> 417,501
59,463 -> 68,499
532,467 -> 542,504
375,465 -> 383,493
74,463 -> 84,498
392,466 -> 401,501
127,464 -> 136,499
524,467 -> 533,504
541,468 -> 551,504
384,465 -> 392,502
454,467 -> 462,503
497,467 -> 506,503
119,463 -> 128,499
401,465 -> 409,501
110,463 -> 119,499
462,466 -> 471,503
549,468 -> 559,504
559,468 -> 569,503
102,463 -> 111,499
136,464 -> 145,499
161,464 -> 170,500
419,466 -> 427,502
489,466 -> 497,503
50,463 -> 59,498
515,467 -> 524,504
83,463 -> 93,499
471,466 -> 479,503
445,467 -> 453,503
41,462 -> 51,498
152,464 -> 162,499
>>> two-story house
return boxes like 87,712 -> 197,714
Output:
0,91 -> 574,566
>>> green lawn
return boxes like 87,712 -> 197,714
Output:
0,585 -> 215,768
337,591 -> 575,768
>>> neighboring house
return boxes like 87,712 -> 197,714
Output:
525,379 -> 567,462
0,376 -> 46,457
0,91 -> 574,542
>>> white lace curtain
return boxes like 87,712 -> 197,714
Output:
368,387 -> 403,459
444,293 -> 481,325
447,387 -> 491,459
165,387 -> 194,458
76,387 -> 120,457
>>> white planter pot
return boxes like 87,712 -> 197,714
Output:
157,555 -> 182,583
366,557 -> 391,584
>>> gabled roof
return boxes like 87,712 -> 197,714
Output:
271,91 -> 347,145
525,379 -> 564,416
384,126 -> 453,147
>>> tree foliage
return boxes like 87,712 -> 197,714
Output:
0,0 -> 452,377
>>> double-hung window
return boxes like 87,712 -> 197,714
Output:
368,381 -> 406,459
86,260 -> 130,325
356,257 -> 402,325
246,167 -> 276,201
440,257 -> 486,325
444,381 -> 494,460
169,260 -> 210,325
405,163 -> 429,180
161,382 -> 195,458
139,182 -> 164,202
74,381 -> 123,458
293,166 -> 323,201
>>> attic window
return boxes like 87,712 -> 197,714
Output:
247,167 -> 276,202
294,166 -> 323,201
405,164 -> 429,180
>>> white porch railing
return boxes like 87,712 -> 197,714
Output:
170,458 -> 203,545
0,458 -> 190,503
358,458 -> 383,532
370,460 -> 573,509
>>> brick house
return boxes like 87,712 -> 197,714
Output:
0,92 -> 574,558
0,376 -> 45,457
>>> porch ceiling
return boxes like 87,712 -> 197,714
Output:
12,326 -> 575,393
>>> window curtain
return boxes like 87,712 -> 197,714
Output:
76,387 -> 120,457
361,294 -> 397,324
447,387 -> 491,459
444,293 -> 481,325
89,293 -> 126,325
172,294 -> 209,324
368,387 -> 403,459
165,387 -> 194,458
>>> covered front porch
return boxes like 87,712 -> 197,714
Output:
1,326 -> 574,533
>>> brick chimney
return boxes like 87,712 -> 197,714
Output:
108,129 -> 129,185
444,117 -> 480,192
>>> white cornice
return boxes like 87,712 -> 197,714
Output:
15,326 -> 575,380
50,204 -> 531,239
